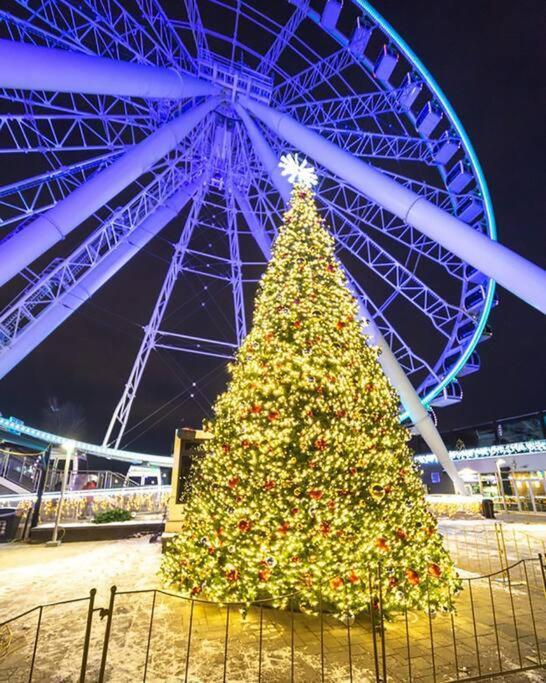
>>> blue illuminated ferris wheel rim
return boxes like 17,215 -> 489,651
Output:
353,0 -> 497,414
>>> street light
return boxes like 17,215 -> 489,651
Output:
46,439 -> 75,547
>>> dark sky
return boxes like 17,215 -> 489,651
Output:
1,0 -> 545,454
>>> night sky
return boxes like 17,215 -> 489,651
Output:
1,1 -> 544,454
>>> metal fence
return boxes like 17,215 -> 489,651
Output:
439,521 -> 546,575
2,556 -> 545,682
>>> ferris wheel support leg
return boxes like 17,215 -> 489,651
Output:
0,39 -> 217,99
0,176 -> 203,381
355,300 -> 467,495
103,188 -> 206,449
233,190 -> 272,261
239,97 -> 546,315
0,96 -> 219,289
240,109 -> 467,494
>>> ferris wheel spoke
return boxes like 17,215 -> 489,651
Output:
0,85 -> 152,119
316,129 -> 435,164
320,180 -> 465,277
342,266 -> 437,381
0,151 -> 121,231
12,0 -> 173,67
132,0 -> 195,70
282,88 -> 406,128
0,97 -> 218,288
225,180 -> 247,344
242,98 -> 546,314
183,0 -> 210,59
256,2 -> 308,76
274,47 -> 355,107
322,200 -> 463,337
103,182 -> 208,448
256,119 -> 465,277
0,163 -> 204,381
0,112 -> 153,156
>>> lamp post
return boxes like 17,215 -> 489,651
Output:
30,444 -> 51,530
46,440 -> 75,547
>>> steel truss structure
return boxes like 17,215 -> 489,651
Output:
0,1 -> 545,489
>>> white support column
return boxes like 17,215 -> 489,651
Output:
104,186 -> 206,449
0,177 -> 203,380
0,96 -> 219,288
239,97 -> 546,314
225,191 -> 248,344
0,39 -> 217,99
235,104 -> 292,202
238,106 -> 467,494
233,189 -> 273,260
350,287 -> 467,495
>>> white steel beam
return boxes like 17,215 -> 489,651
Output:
103,187 -> 206,449
240,97 -> 546,314
0,38 -> 216,99
0,177 -> 203,380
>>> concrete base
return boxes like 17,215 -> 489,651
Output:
31,519 -> 164,543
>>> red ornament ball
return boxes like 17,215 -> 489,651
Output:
375,536 -> 390,553
238,519 -> 252,533
406,568 -> 420,586
226,569 -> 240,582
258,568 -> 271,582
319,521 -> 331,535
330,576 -> 344,590
428,563 -> 442,578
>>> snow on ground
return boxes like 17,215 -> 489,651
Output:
0,537 -> 162,621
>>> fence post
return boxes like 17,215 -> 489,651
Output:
539,554 -> 546,597
79,588 -> 97,683
28,605 -> 43,682
98,585 -> 117,683
368,567 -> 381,683
376,564 -> 387,683
143,590 -> 157,682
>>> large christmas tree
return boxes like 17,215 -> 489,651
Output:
161,170 -> 460,617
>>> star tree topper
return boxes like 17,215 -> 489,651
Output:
279,153 -> 318,188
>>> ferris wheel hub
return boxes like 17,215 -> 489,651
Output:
197,53 -> 273,104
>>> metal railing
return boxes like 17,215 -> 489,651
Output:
2,556 -> 545,682
0,451 -> 39,491
44,469 -> 137,492
439,521 -> 546,576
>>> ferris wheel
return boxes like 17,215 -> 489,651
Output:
0,0 -> 544,460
